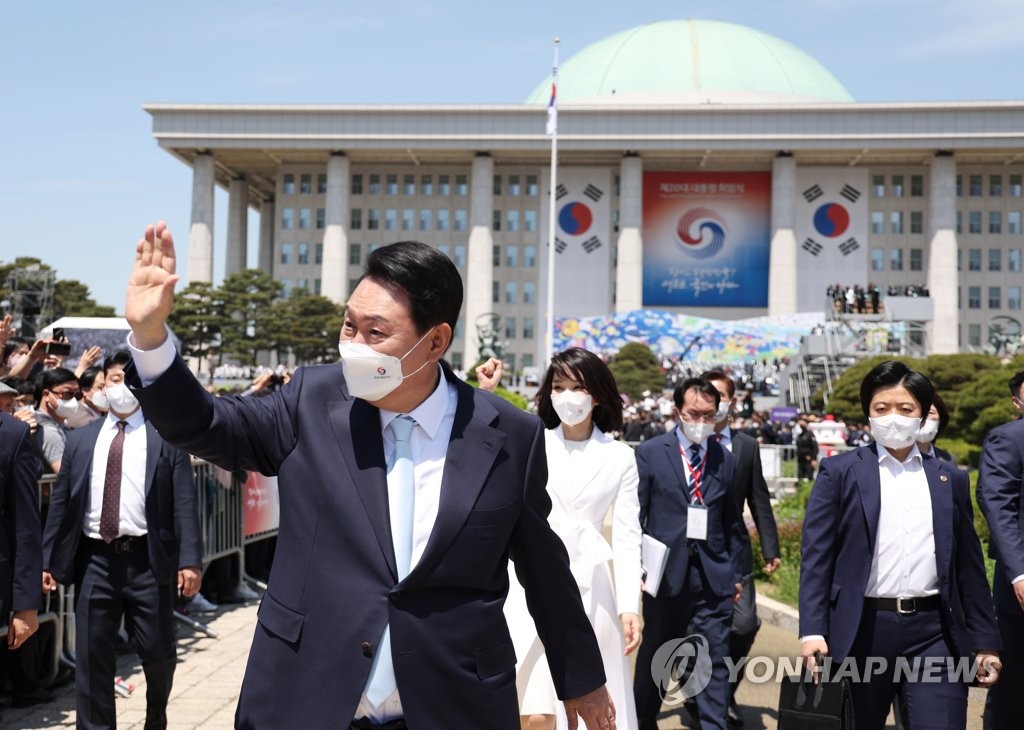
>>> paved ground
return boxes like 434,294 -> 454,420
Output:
1,600 -> 991,729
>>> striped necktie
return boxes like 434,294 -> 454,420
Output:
688,443 -> 702,504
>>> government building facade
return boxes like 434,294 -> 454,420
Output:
145,19 -> 1024,371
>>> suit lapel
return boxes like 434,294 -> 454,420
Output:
856,445 -> 882,551
411,376 -> 504,581
144,421 -> 161,495
924,456 -> 953,584
663,432 -> 689,497
328,387 -> 396,581
71,423 -> 102,506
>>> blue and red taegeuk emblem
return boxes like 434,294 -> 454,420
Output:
813,203 -> 850,238
675,207 -> 726,259
558,202 -> 593,236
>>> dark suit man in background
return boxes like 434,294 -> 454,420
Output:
978,369 -> 1024,730
121,222 -> 613,730
702,370 -> 780,728
633,378 -> 745,730
42,351 -> 202,730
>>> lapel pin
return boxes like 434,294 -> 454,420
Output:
939,474 -> 948,482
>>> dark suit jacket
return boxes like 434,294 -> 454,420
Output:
636,430 -> 745,598
800,445 -> 999,662
128,357 -> 604,730
727,430 -> 780,574
42,417 -> 202,586
0,413 -> 43,616
977,417 -> 1024,616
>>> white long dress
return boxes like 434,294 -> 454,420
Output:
505,425 -> 643,730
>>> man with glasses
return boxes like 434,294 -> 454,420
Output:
633,378 -> 746,730
32,367 -> 80,474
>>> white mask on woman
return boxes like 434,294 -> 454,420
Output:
916,418 -> 940,444
869,413 -> 921,450
550,390 -> 593,427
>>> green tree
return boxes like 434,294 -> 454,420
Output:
269,289 -> 345,364
608,342 -> 664,399
219,269 -> 282,364
168,281 -> 227,374
53,279 -> 116,318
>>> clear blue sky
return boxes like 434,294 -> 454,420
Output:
2,0 -> 1021,313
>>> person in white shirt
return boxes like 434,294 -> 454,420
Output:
799,360 -> 1000,729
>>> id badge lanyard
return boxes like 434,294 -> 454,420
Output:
680,445 -> 709,505
681,444 -> 709,541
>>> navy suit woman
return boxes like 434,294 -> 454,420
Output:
799,361 -> 1000,729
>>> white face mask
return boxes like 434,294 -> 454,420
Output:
105,383 -> 140,415
682,421 -> 716,445
89,390 -> 109,412
916,418 -> 940,443
551,390 -> 593,427
715,400 -> 731,423
64,405 -> 100,429
53,396 -> 80,420
337,330 -> 433,402
869,413 -> 922,450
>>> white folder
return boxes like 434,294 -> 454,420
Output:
641,534 -> 670,597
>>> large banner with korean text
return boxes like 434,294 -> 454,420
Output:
794,168 -> 869,312
642,172 -> 771,307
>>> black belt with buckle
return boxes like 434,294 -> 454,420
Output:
87,534 -> 146,554
865,595 -> 941,615
349,720 -> 407,729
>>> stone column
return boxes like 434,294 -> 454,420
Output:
615,154 -> 643,312
320,153 -> 350,304
258,197 -> 275,276
464,153 -> 495,366
226,177 -> 249,277
188,152 -> 215,283
768,153 -> 798,315
927,152 -> 958,354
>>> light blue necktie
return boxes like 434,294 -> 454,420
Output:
365,415 -> 416,706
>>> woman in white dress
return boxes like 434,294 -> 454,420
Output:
478,349 -> 642,730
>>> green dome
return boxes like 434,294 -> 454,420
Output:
526,20 -> 853,105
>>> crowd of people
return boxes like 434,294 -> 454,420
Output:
1,225 -> 1023,730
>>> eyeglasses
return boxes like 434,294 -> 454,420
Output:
51,389 -> 82,400
680,409 -> 717,423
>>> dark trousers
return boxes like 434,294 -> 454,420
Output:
74,539 -> 177,730
984,568 -> 1024,730
728,572 -> 759,701
848,605 -> 968,730
634,557 -> 733,730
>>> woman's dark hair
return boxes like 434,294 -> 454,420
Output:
360,241 -> 463,347
672,378 -> 721,410
537,348 -> 623,433
34,367 -> 79,407
79,366 -> 103,390
2,337 -> 30,366
931,391 -> 950,436
859,360 -> 934,419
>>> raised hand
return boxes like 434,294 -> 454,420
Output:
127,220 -> 179,350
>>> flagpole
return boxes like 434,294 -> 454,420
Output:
544,37 -> 560,369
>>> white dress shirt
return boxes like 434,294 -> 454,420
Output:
715,426 -> 733,453
84,409 -> 149,539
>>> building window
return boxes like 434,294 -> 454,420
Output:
989,286 -> 1002,309
282,208 -> 294,230
492,245 -> 501,267
349,243 -> 361,266
1010,248 -> 1022,272
297,277 -> 309,292
402,209 -> 414,231
351,174 -> 363,195
438,175 -> 450,196
367,209 -> 380,230
493,210 -> 502,231
969,248 -> 982,271
454,209 -> 468,231
348,278 -> 359,294
315,243 -> 323,265
891,175 -> 904,198
956,211 -> 962,234
526,175 -> 539,196
317,174 -> 327,194
316,208 -> 325,229
283,174 -> 295,195
385,209 -> 397,231
281,279 -> 292,298
300,174 -> 312,194
523,317 -> 535,340
956,175 -> 963,197
350,209 -> 362,230
1009,211 -> 1022,234
990,212 -> 1003,234
1011,174 -> 1023,197
890,248 -> 903,271
871,247 -> 884,271
890,211 -> 903,235
492,280 -> 499,304
524,210 -> 538,232
493,175 -> 502,196
968,286 -> 981,309
299,208 -> 311,230
523,281 -> 536,304
453,244 -> 466,267
990,249 -> 1002,271
1009,286 -> 1022,310
505,281 -> 517,304
524,246 -> 537,267
910,175 -> 924,197
386,175 -> 398,195
969,175 -> 983,196
368,175 -> 381,195
437,244 -> 448,258
873,175 -> 885,197
507,210 -> 520,232
969,323 -> 981,346
506,245 -> 519,267
281,243 -> 293,265
910,248 -> 923,271
505,317 -> 516,339
969,211 -> 982,234
298,243 -> 309,265
421,175 -> 433,196
910,211 -> 923,234
871,211 -> 884,235
437,210 -> 450,231
455,175 -> 468,196
403,175 -> 416,195
419,210 -> 432,231
508,175 -> 521,196
314,279 -> 322,296
990,175 -> 1003,197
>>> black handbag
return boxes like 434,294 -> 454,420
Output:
777,652 -> 855,729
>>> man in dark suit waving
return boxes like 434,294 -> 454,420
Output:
978,369 -> 1024,730
42,350 -> 203,730
121,221 -> 612,730
633,378 -> 745,730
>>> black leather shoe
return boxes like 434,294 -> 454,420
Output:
726,699 -> 745,727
